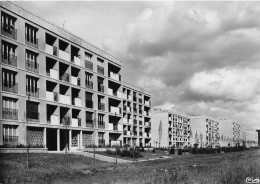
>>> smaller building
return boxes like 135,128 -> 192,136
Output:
190,115 -> 219,148
245,130 -> 258,148
151,105 -> 191,148
219,119 -> 241,147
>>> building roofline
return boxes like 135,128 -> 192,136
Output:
1,1 -> 123,64
122,81 -> 152,95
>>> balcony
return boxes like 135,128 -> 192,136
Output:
46,91 -> 58,102
97,65 -> 104,75
85,81 -> 93,89
109,72 -> 121,81
145,101 -> 151,106
60,73 -> 70,83
133,108 -> 137,114
86,120 -> 93,128
110,106 -> 121,114
47,68 -> 58,80
61,116 -> 71,126
98,139 -> 105,146
3,136 -> 18,146
26,86 -> 39,98
50,114 -> 59,125
98,103 -> 105,111
1,23 -> 17,40
2,108 -> 18,120
2,52 -> 17,67
25,35 -> 39,49
85,60 -> 93,70
98,122 -> 105,129
85,100 -> 93,108
2,81 -> 18,94
73,56 -> 81,66
139,110 -> 142,115
108,88 -> 113,96
133,119 -> 137,125
133,96 -> 137,102
26,112 -> 40,122
73,97 -> 81,107
59,50 -> 70,62
117,91 -> 122,98
122,93 -> 127,99
26,60 -> 39,73
45,44 -> 57,56
123,118 -> 128,124
59,94 -> 71,105
139,98 -> 142,104
71,76 -> 80,86
98,84 -> 104,93
145,122 -> 151,128
127,95 -> 132,101
71,118 -> 81,127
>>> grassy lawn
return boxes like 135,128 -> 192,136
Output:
0,153 -> 112,184
1,149 -> 260,184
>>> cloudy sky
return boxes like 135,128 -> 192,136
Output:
15,1 -> 260,130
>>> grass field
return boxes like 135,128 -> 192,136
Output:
1,149 -> 260,184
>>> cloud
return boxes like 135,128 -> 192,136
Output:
189,68 -> 260,101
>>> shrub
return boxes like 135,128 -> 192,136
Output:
178,149 -> 182,155
169,148 -> 175,154
152,148 -> 155,153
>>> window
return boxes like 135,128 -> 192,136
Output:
85,72 -> 93,89
1,12 -> 17,40
25,50 -> 39,73
2,69 -> 18,93
26,75 -> 39,98
1,41 -> 17,67
25,23 -> 38,48
2,97 -> 18,120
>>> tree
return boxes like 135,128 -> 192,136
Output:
158,121 -> 162,148
199,132 -> 203,148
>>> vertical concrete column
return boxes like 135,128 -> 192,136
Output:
79,130 -> 82,149
69,129 -> 71,151
43,127 -> 46,148
57,129 -> 60,151
0,122 -> 3,145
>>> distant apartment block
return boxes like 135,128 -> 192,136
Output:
219,119 -> 241,147
151,105 -> 191,148
190,115 -> 220,148
0,2 -> 151,150
244,130 -> 258,148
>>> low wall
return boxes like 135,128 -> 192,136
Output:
0,148 -> 48,153
84,148 -> 116,152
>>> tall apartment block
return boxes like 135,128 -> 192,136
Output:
151,105 -> 191,148
122,83 -> 151,147
190,115 -> 220,148
219,119 -> 241,147
0,2 -> 151,151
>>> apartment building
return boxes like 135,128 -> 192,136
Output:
190,115 -> 220,148
122,82 -> 152,147
151,105 -> 191,148
244,130 -> 258,148
0,2 -> 151,151
219,119 -> 241,147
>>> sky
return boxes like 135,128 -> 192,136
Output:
15,1 -> 260,130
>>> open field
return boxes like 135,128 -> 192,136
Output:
1,149 -> 260,184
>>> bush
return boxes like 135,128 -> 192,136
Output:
169,148 -> 175,154
178,149 -> 182,155
152,148 -> 155,153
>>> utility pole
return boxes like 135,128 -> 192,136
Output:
93,109 -> 97,167
115,112 -> 117,165
26,93 -> 30,171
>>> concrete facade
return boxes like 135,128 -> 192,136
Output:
0,1 -> 151,151
219,119 -> 241,147
245,130 -> 258,148
151,106 -> 190,148
190,115 -> 219,148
